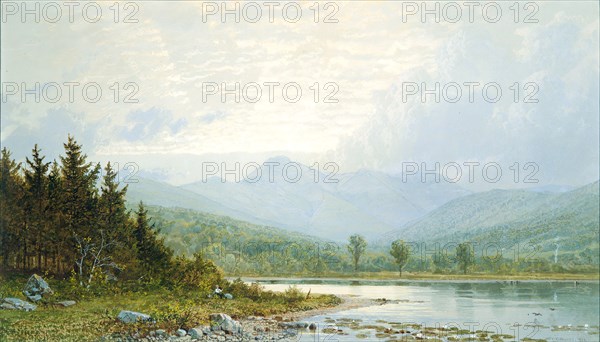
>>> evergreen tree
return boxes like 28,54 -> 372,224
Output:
47,160 -> 67,273
59,135 -> 101,281
98,162 -> 137,272
23,144 -> 51,270
0,148 -> 22,268
134,202 -> 173,278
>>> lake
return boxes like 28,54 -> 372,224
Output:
251,278 -> 599,341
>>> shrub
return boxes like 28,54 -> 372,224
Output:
283,285 -> 305,304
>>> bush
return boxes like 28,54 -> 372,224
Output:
282,285 -> 305,304
169,253 -> 223,292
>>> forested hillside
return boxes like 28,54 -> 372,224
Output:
382,181 -> 600,269
0,137 -> 221,290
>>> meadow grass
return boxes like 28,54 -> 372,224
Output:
0,275 -> 340,341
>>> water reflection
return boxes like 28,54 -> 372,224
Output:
255,279 -> 599,341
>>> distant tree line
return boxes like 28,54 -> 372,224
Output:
0,136 -> 221,289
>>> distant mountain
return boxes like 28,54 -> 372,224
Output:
382,181 -> 599,260
126,156 -> 470,241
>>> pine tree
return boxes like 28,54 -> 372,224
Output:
134,202 -> 173,279
0,148 -> 22,268
23,144 -> 51,270
47,160 -> 67,273
98,162 -> 137,276
59,135 -> 101,281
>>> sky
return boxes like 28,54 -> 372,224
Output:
1,1 -> 598,190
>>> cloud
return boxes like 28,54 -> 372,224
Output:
336,11 -> 599,188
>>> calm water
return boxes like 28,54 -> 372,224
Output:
252,279 -> 600,341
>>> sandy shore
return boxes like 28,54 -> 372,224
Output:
281,294 -> 377,321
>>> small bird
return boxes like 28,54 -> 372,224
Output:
549,308 -> 556,311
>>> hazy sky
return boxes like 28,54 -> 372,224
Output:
1,1 -> 598,189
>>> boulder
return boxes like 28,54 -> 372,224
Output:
279,321 -> 309,329
176,328 -> 187,337
209,313 -> 242,334
188,327 -> 204,339
23,274 -> 53,302
117,310 -> 153,324
1,297 -> 37,311
57,300 -> 76,307
224,293 -> 233,299
309,322 -> 317,330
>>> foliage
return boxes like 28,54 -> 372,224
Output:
347,234 -> 367,272
0,137 -> 214,289
390,239 -> 410,277
456,242 -> 475,274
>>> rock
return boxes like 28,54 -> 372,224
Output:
273,316 -> 283,322
224,293 -> 233,300
1,297 -> 37,311
57,300 -> 76,307
309,323 -> 317,330
117,310 -> 153,324
221,318 -> 242,334
209,313 -> 242,334
176,328 -> 187,337
284,329 -> 298,337
155,329 -> 167,336
28,294 -> 42,302
23,274 -> 53,302
279,321 -> 308,329
188,327 -> 204,339
0,303 -> 16,310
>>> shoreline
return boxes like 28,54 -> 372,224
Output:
280,294 -> 376,322
235,275 -> 600,283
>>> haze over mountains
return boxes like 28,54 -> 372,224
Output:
127,157 -> 471,240
127,156 -> 599,251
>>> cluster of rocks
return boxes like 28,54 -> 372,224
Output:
113,312 -> 317,341
1,274 -> 76,312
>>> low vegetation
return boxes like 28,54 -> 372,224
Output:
0,273 -> 340,341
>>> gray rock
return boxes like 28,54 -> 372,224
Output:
156,329 -> 167,336
28,294 -> 42,302
2,297 -> 37,311
23,274 -> 53,302
188,327 -> 204,339
279,321 -> 308,329
176,329 -> 187,337
57,300 -> 76,307
209,313 -> 242,334
224,293 -> 233,300
117,310 -> 153,324
0,303 -> 16,310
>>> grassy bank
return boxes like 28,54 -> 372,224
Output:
0,275 -> 340,341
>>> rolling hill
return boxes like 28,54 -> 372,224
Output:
380,181 -> 599,262
126,156 -> 470,240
